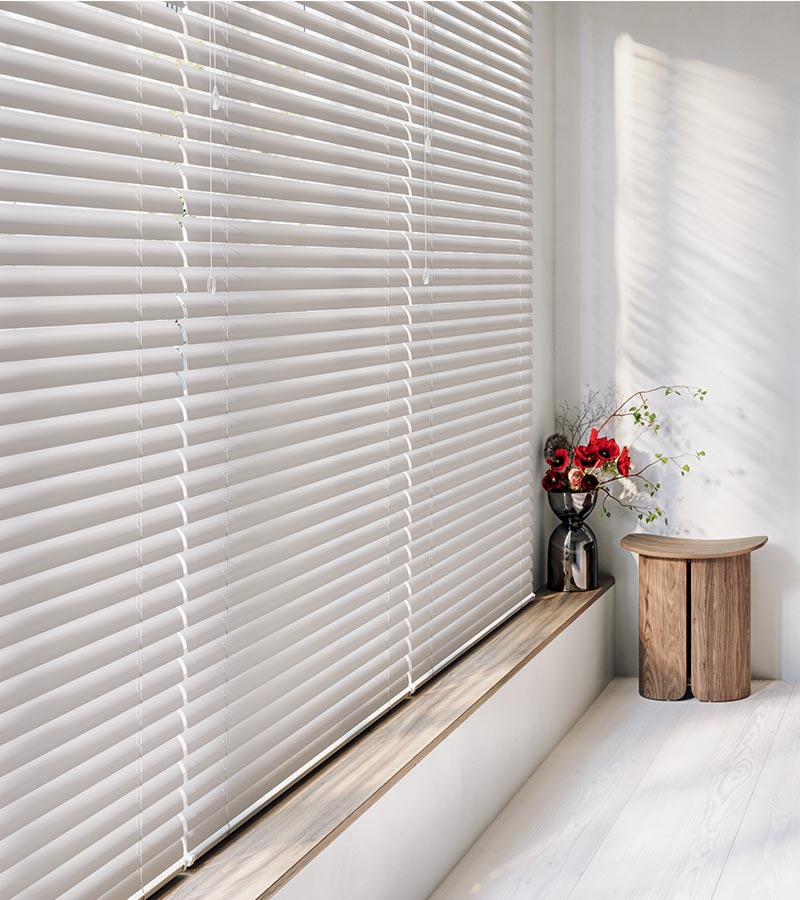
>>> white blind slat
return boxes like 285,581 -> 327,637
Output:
0,2 -> 534,898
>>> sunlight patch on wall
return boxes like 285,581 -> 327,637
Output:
612,33 -> 795,538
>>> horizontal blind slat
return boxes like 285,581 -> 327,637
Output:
0,2 -> 534,897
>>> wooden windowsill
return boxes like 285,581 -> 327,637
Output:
156,578 -> 614,900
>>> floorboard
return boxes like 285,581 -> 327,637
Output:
429,679 -> 795,900
568,680 -> 790,900
712,683 -> 800,900
429,678 -> 687,900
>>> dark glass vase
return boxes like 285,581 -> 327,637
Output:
546,491 -> 599,592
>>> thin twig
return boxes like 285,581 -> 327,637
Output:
593,384 -> 702,436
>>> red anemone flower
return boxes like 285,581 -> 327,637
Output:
541,469 -> 568,492
573,443 -> 598,468
546,447 -> 570,472
580,472 -> 599,492
617,446 -> 631,477
594,436 -> 620,462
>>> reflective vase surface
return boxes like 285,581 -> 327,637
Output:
546,491 -> 599,592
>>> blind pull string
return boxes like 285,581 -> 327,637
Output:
172,0 -> 192,871
206,0 -> 233,841
397,7 -> 415,696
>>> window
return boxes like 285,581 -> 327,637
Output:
0,2 -> 533,897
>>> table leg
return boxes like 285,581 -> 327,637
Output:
691,555 -> 751,701
639,556 -> 687,700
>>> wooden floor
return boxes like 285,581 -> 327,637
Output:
429,678 -> 800,900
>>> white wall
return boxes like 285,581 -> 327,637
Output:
554,2 -> 800,679
274,587 -> 614,900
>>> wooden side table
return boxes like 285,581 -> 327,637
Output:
621,534 -> 767,702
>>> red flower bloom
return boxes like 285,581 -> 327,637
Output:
617,446 -> 631,477
546,447 -> 570,471
594,436 -> 620,462
573,443 -> 598,468
541,469 -> 568,492
580,472 -> 599,492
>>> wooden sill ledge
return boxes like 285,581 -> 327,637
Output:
156,578 -> 614,900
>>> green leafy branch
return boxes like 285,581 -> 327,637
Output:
597,449 -> 706,524
590,385 -> 707,524
597,485 -> 666,525
588,385 -> 707,443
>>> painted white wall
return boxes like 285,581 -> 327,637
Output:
273,588 -> 614,900
554,2 -> 800,679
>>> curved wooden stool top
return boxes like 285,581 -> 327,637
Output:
621,534 -> 767,560
621,534 -> 767,702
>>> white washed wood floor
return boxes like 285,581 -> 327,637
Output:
429,678 -> 800,900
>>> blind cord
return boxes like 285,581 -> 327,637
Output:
173,0 -> 192,870
397,5 -> 414,697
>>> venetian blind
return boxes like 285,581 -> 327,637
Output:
0,2 -> 534,898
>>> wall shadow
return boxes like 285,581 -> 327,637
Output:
558,3 -> 800,679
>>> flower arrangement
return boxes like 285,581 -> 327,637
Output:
542,386 -> 707,524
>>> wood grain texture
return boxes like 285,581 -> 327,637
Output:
566,680 -> 791,900
428,679 -> 687,900
427,680 -> 794,900
638,556 -> 686,701
621,533 -> 767,559
155,580 -> 614,900
692,555 -> 751,702
712,684 -> 800,900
